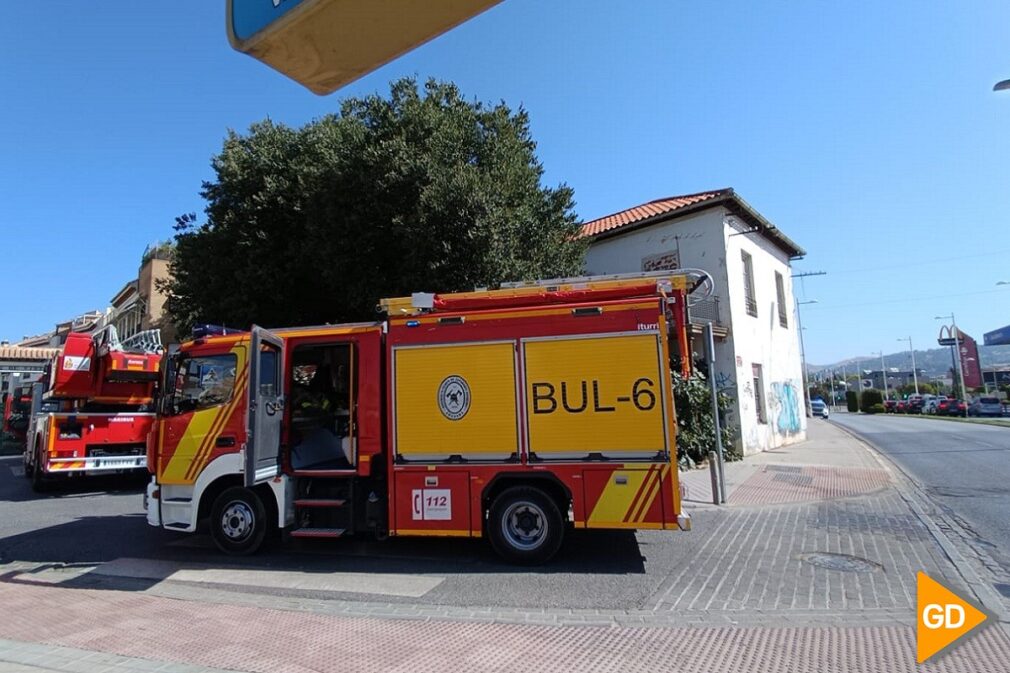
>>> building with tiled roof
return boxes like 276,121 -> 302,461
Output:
581,189 -> 807,456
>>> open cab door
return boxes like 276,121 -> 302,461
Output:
245,326 -> 284,486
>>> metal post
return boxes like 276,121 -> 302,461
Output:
879,351 -> 888,401
795,300 -> 813,417
708,452 -> 720,506
704,323 -> 726,504
951,314 -> 968,407
899,336 -> 919,395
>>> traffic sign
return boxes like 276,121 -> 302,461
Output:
226,0 -> 503,95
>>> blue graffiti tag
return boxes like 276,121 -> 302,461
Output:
771,381 -> 802,435
715,371 -> 736,391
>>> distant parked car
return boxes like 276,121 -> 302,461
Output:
968,397 -> 1002,417
906,394 -> 925,414
810,398 -> 830,419
896,400 -> 908,414
884,399 -> 897,413
944,399 -> 967,417
925,395 -> 948,415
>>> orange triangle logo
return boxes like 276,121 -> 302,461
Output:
917,571 -> 988,663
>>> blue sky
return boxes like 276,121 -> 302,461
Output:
1,1 -> 1008,364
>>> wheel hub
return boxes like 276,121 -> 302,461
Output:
502,501 -> 546,551
220,501 -> 254,541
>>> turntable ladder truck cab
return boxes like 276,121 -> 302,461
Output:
24,327 -> 164,492
145,271 -> 701,563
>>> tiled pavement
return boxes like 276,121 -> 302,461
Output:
4,417 -> 1010,672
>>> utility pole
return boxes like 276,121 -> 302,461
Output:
898,336 -> 919,395
875,350 -> 889,400
796,299 -> 818,417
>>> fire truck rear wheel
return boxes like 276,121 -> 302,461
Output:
30,448 -> 49,493
210,487 -> 267,555
487,486 -> 564,565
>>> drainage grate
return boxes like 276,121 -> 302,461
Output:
765,465 -> 803,473
772,473 -> 814,486
799,552 -> 883,573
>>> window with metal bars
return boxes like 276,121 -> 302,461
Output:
775,272 -> 788,328
742,251 -> 757,317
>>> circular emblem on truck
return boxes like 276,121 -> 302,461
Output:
438,375 -> 471,421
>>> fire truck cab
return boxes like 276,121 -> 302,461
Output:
146,271 -> 699,563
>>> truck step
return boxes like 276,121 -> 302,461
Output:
294,498 -> 346,508
291,469 -> 356,478
289,528 -> 346,539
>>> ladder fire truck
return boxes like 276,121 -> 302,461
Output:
24,326 -> 164,492
145,271 -> 703,563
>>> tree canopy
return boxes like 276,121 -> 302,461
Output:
164,78 -> 585,333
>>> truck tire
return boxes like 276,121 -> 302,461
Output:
209,486 -> 267,555
487,486 -> 564,565
31,447 -> 49,493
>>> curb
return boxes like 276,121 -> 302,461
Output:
829,420 -> 1009,622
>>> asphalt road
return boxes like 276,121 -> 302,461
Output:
0,450 -> 705,610
832,413 -> 1010,575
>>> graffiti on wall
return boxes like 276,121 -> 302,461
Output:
770,381 -> 802,435
641,250 -> 680,272
715,371 -> 736,392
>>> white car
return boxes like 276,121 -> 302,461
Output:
810,398 -> 830,418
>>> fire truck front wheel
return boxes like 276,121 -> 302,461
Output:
487,486 -> 564,565
210,487 -> 267,555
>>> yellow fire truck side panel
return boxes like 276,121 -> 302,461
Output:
523,333 -> 668,459
394,342 -> 518,460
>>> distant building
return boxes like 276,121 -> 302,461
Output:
580,188 -> 807,455
982,369 -> 1010,390
0,343 -> 59,394
864,369 -> 925,392
109,243 -> 175,344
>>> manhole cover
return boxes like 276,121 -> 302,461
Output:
799,552 -> 882,573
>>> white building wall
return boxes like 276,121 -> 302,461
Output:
722,215 -> 806,453
584,206 -> 806,455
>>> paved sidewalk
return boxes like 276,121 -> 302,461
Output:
680,416 -> 883,505
4,415 -> 1009,672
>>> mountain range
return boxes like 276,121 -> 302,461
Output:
810,345 -> 1010,378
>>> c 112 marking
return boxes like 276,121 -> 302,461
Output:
532,378 -> 656,414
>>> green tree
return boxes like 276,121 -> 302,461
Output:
164,78 -> 586,332
846,390 -> 859,412
671,372 -> 740,466
860,389 -> 884,413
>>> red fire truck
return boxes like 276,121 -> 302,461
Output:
3,384 -> 33,446
23,327 -> 164,492
145,271 -> 700,563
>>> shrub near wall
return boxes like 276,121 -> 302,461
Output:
860,389 -> 884,413
846,391 -> 859,412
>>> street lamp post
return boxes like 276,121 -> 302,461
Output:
935,313 -> 968,407
897,336 -> 919,395
796,300 -> 817,417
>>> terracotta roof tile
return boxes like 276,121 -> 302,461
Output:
579,190 -> 730,238
0,346 -> 58,361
